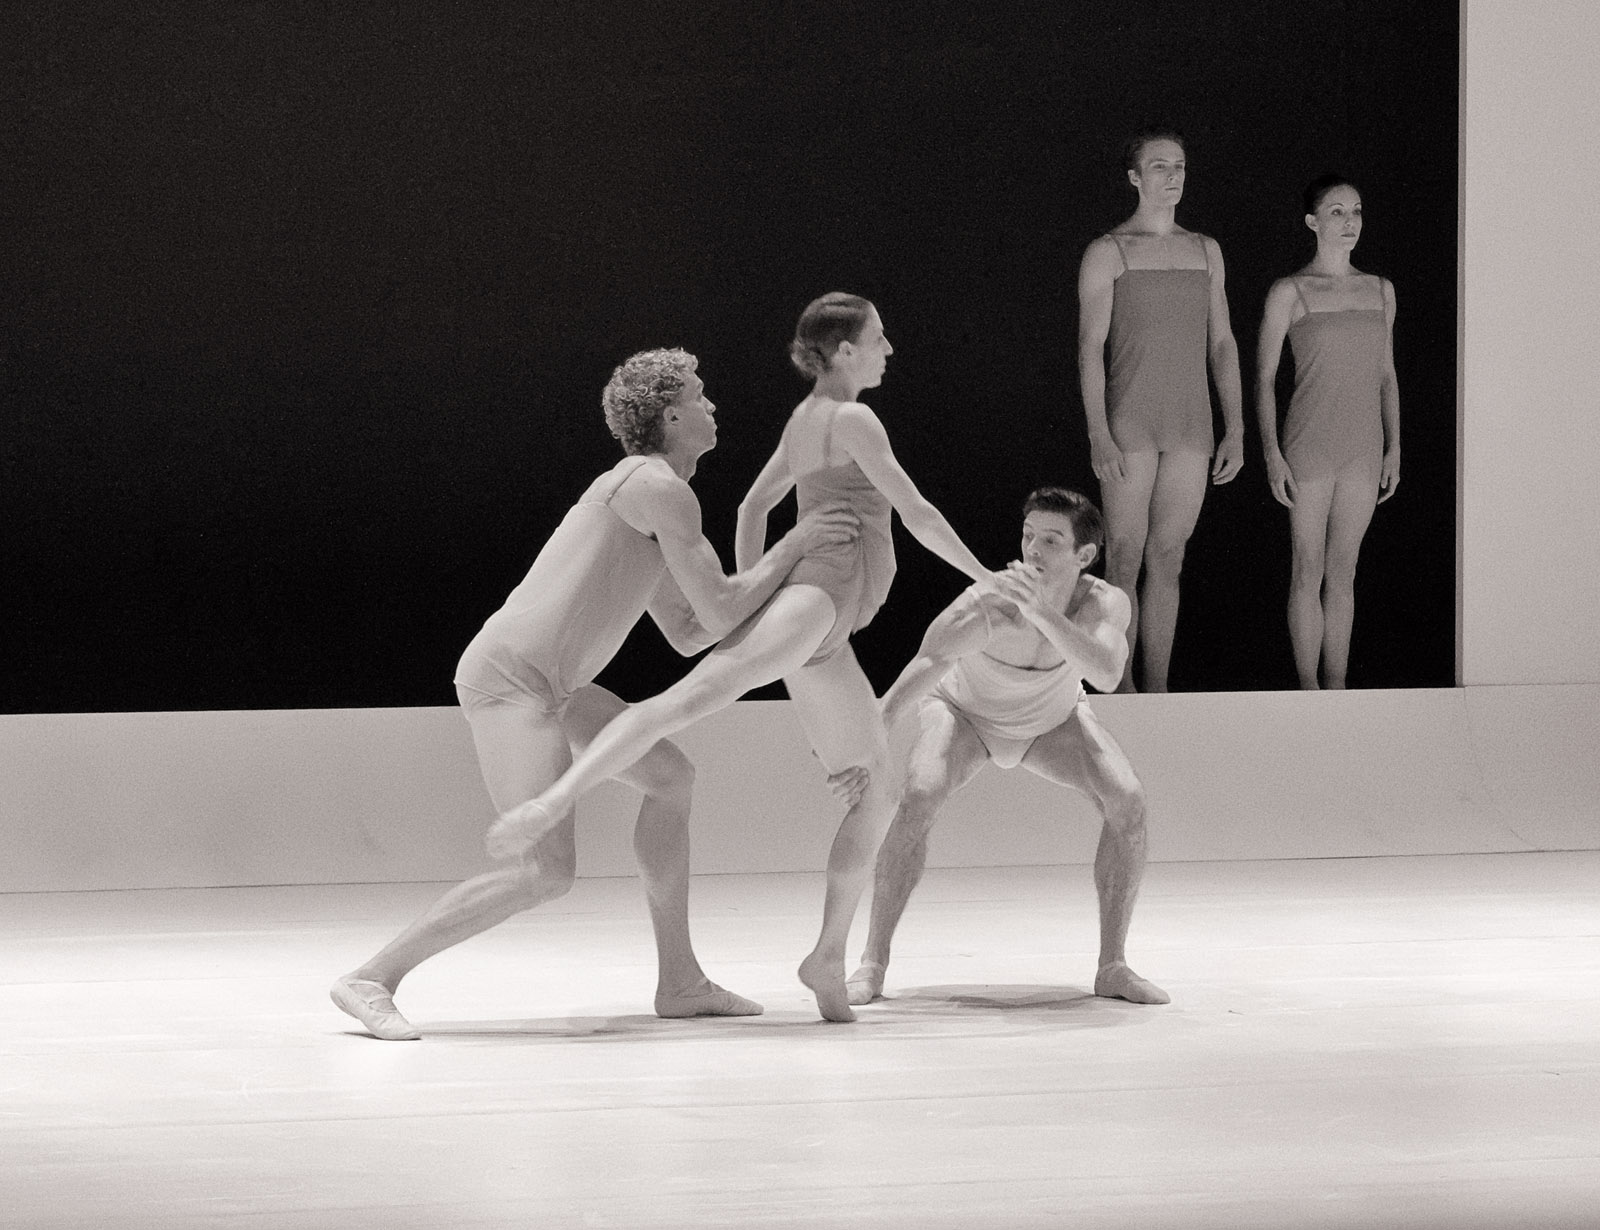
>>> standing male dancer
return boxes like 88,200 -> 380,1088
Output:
840,488 -> 1168,1007
332,348 -> 855,1040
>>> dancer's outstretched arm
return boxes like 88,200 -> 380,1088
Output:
832,404 -> 996,588
631,463 -> 848,641
878,593 -> 992,729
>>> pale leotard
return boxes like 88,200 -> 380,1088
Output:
454,457 -> 664,712
782,402 -> 896,667
1104,232 -> 1215,456
1282,275 -> 1387,484
927,578 -> 1110,769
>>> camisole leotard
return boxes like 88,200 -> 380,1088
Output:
1282,275 -> 1388,484
454,456 -> 665,711
783,403 -> 896,667
1104,232 -> 1215,455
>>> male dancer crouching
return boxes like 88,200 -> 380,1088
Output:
841,488 -> 1168,1007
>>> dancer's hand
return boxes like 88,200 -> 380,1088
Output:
1089,433 -> 1127,486
994,561 -> 1046,617
796,506 -> 859,553
970,568 -> 1008,602
1211,432 -> 1245,484
1378,447 -> 1401,503
1265,449 -> 1297,508
824,764 -> 870,809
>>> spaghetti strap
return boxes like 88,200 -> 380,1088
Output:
1108,233 -> 1130,274
1196,233 -> 1211,275
1371,274 -> 1387,310
1291,277 -> 1312,318
600,455 -> 651,506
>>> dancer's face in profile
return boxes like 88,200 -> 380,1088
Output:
666,371 -> 718,453
1021,510 -> 1096,589
1306,185 -> 1362,251
835,307 -> 893,389
1128,139 -> 1186,207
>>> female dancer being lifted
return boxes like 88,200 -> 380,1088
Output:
1256,175 -> 1400,688
487,292 -> 1001,1021
1078,128 -> 1245,691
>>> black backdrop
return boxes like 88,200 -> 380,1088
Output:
1,2 -> 1458,713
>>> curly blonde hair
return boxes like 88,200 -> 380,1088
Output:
601,348 -> 697,455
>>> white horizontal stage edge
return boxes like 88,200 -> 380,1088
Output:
4,685 -> 1597,894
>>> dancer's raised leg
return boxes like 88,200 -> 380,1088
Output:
488,585 -> 838,858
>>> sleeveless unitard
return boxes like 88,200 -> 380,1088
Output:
1104,232 -> 1214,455
454,457 -> 666,711
783,404 -> 896,667
1282,276 -> 1388,483
928,579 -> 1105,768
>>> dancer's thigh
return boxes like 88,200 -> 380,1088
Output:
783,640 -> 889,777
1101,450 -> 1160,546
1021,703 -> 1141,810
461,695 -> 573,814
1325,460 -> 1379,564
676,584 -> 837,714
903,698 -> 991,807
459,693 -> 580,867
1147,450 -> 1211,548
562,683 -> 692,796
1288,475 -> 1337,563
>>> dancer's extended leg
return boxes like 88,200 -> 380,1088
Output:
333,698 -> 577,1039
847,699 -> 989,1004
785,643 -> 901,1022
488,585 -> 837,857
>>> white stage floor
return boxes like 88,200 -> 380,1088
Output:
4,852 -> 1597,1229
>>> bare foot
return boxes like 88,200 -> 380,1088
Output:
485,798 -> 555,861
845,960 -> 885,1006
655,982 -> 764,1019
798,951 -> 856,1023
1095,961 -> 1170,1005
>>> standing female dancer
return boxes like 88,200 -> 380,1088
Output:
1256,175 -> 1400,688
488,293 -> 1001,1021
1078,128 -> 1245,691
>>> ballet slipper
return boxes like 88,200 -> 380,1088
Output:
1094,961 -> 1171,1005
845,960 -> 886,1006
330,976 -> 421,1041
654,983 -> 764,1019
